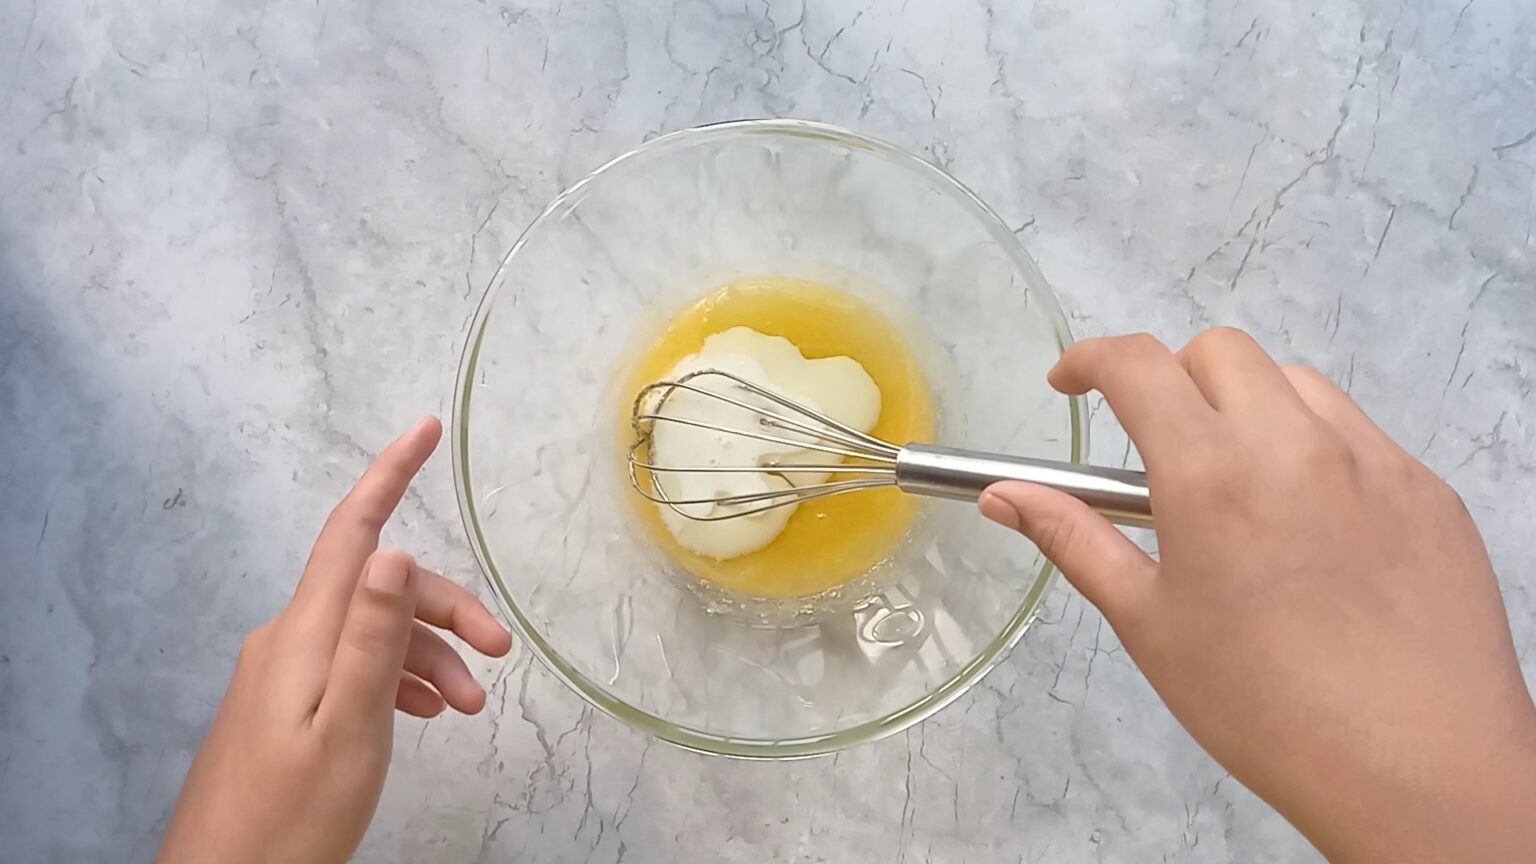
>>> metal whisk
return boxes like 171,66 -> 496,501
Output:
628,369 -> 1154,528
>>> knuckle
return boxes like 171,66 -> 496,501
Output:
1289,423 -> 1357,474
1036,512 -> 1080,560
1280,363 -> 1326,385
1061,336 -> 1114,370
1431,477 -> 1471,515
1207,324 -> 1253,343
1315,428 -> 1357,467
1119,331 -> 1168,357
237,624 -> 273,664
1186,326 -> 1254,358
329,495 -> 386,535
1058,337 -> 1095,362
1371,448 -> 1430,487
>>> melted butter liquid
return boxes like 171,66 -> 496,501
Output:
623,276 -> 935,599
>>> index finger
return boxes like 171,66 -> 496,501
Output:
291,415 -> 443,630
1050,334 -> 1217,462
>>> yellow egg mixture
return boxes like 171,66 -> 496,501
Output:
622,276 -> 935,599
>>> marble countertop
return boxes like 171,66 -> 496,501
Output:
3,0 -> 1533,861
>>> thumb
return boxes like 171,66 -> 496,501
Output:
316,549 -> 418,735
979,481 -> 1155,624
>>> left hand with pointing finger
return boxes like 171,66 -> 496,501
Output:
156,416 -> 512,864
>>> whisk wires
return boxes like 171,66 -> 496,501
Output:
628,369 -> 902,521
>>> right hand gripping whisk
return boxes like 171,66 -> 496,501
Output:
628,369 -> 1154,528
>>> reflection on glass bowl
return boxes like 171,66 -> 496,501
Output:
452,119 -> 1082,758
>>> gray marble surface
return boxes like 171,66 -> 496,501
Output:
2,0 -> 1533,861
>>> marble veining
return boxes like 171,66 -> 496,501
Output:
2,0 -> 1532,861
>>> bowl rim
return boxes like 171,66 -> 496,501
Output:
452,118 -> 1083,759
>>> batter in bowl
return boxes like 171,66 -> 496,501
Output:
623,276 -> 935,599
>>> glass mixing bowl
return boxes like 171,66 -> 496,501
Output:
453,119 -> 1082,757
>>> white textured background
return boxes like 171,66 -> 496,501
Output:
2,0 -> 1532,861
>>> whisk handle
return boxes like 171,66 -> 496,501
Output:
895,444 -> 1154,529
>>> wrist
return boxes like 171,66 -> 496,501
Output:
1309,709 -> 1536,863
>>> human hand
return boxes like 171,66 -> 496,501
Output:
980,329 -> 1536,862
156,416 -> 512,864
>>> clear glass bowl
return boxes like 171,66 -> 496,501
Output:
453,120 -> 1082,757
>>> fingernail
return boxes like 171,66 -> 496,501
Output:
979,491 -> 1022,531
366,556 -> 411,596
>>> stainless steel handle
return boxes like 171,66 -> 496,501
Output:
895,443 -> 1154,528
